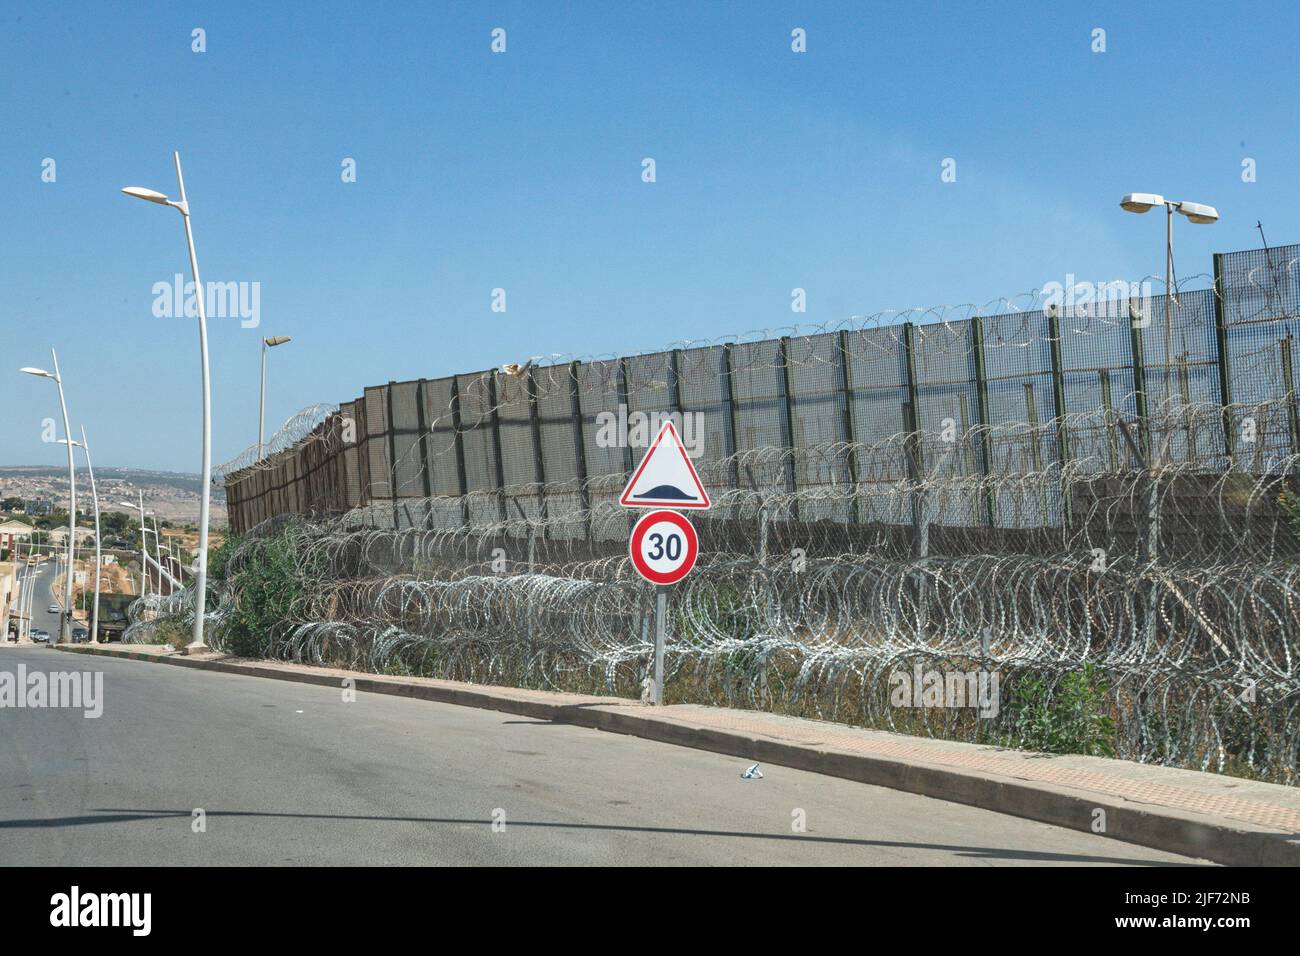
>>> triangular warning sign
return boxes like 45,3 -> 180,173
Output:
619,420 -> 711,509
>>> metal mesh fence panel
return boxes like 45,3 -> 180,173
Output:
222,243 -> 1300,554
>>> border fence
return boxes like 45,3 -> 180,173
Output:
225,244 -> 1300,544
186,243 -> 1300,784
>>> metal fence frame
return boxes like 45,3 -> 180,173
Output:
226,244 -> 1300,536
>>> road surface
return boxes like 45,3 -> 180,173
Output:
8,559 -> 61,643
0,645 -> 1208,865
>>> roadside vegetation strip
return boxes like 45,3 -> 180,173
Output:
54,643 -> 1298,866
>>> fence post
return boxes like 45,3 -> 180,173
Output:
837,330 -> 862,525
1211,252 -> 1235,466
486,371 -> 508,523
1099,369 -> 1119,471
414,379 -> 433,528
901,323 -> 928,559
778,336 -> 800,522
1047,310 -> 1072,528
901,323 -> 930,644
669,348 -> 686,416
569,361 -> 593,548
970,315 -> 996,528
526,368 -> 548,531
1282,335 -> 1300,456
1129,309 -> 1151,462
449,376 -> 471,531
616,358 -> 634,475
617,357 -> 635,535
722,343 -> 741,490
385,382 -> 400,529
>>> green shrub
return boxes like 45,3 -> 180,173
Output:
146,616 -> 191,647
220,528 -> 304,657
207,534 -> 242,583
1006,662 -> 1116,757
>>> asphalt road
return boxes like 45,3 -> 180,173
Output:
0,645 -> 1208,866
9,560 -> 60,643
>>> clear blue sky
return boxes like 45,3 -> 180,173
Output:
2,0 -> 1296,472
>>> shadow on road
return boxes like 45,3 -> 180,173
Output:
0,807 -> 1202,866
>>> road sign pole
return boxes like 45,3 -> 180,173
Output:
654,585 -> 667,706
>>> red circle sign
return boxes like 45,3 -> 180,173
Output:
629,510 -> 699,585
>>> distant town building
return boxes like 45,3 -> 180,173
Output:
47,527 -> 96,546
26,498 -> 53,516
0,518 -> 34,556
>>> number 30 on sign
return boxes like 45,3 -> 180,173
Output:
629,510 -> 699,585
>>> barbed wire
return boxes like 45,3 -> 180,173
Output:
213,402 -> 338,483
132,401 -> 1300,784
141,247 -> 1300,784
217,257 -> 1297,483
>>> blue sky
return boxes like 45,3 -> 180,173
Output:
2,0 -> 1297,472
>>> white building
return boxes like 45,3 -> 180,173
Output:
0,519 -> 34,557
47,527 -> 96,546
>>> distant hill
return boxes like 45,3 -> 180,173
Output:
0,466 -> 225,501
0,465 -> 228,526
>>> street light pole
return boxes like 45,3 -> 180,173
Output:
122,151 -> 213,653
123,496 -> 149,602
51,350 -> 75,645
20,349 -> 76,643
12,540 -> 26,643
18,545 -> 33,643
1119,192 -> 1219,457
80,426 -> 102,643
24,544 -> 38,642
151,516 -> 165,595
258,336 -> 291,459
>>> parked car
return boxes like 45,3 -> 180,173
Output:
30,629 -> 50,643
72,627 -> 89,643
48,604 -> 60,614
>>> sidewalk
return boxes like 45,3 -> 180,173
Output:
53,642 -> 1300,866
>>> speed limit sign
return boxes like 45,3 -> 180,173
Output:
629,509 -> 699,585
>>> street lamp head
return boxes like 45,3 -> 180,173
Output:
264,336 -> 291,347
20,366 -> 54,379
1176,201 -> 1219,224
121,186 -> 171,204
121,186 -> 187,216
1120,192 -> 1166,213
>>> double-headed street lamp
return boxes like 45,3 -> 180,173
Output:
259,336 -> 292,458
1119,192 -> 1219,314
122,152 -> 212,654
20,350 -> 76,644
1120,194 -> 1219,370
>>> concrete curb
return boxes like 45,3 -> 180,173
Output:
55,643 -> 1300,866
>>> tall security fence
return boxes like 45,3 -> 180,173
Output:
225,244 -> 1300,538
186,244 -> 1300,783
